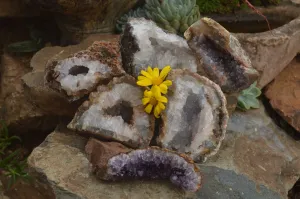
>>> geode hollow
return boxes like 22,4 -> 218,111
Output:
45,41 -> 125,101
67,75 -> 154,148
121,18 -> 198,77
98,146 -> 201,192
158,69 -> 228,162
184,17 -> 259,93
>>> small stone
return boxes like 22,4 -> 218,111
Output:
158,69 -> 228,163
121,18 -> 198,77
97,146 -> 201,192
45,41 -> 125,101
68,75 -> 154,148
185,17 -> 259,93
265,58 -> 300,132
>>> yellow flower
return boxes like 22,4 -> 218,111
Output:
137,66 -> 172,94
142,85 -> 168,118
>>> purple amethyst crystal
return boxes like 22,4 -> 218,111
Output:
103,148 -> 202,192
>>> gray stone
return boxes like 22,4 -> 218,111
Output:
27,126 -> 189,199
203,102 -> 300,198
121,18 -> 198,77
158,69 -> 228,163
236,16 -> 300,88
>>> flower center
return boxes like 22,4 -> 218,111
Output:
152,77 -> 163,85
149,97 -> 157,106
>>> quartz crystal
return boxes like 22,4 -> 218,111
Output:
158,69 -> 228,162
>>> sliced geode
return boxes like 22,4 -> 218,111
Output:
184,17 -> 259,93
45,41 -> 125,101
121,18 -> 198,77
158,69 -> 228,163
67,76 -> 154,148
88,143 -> 202,192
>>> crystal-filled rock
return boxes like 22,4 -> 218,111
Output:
94,146 -> 201,192
158,69 -> 228,162
121,18 -> 198,76
45,41 -> 125,101
185,17 -> 259,93
67,76 -> 154,148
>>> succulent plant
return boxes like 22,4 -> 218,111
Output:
116,7 -> 148,33
145,0 -> 201,34
237,82 -> 262,111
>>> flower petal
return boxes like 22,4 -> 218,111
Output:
159,66 -> 171,80
147,66 -> 153,75
154,105 -> 161,118
157,95 -> 168,103
142,97 -> 150,105
152,85 -> 161,98
141,70 -> 153,79
162,80 -> 172,86
137,78 -> 152,86
153,68 -> 159,78
138,76 -> 148,81
158,102 -> 165,110
144,90 -> 152,97
159,84 -> 168,94
145,104 -> 153,114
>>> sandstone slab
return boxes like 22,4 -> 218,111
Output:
265,58 -> 300,132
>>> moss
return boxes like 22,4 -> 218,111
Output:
197,0 -> 281,14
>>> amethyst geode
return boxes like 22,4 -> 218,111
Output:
100,147 -> 201,192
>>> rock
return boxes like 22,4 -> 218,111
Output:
264,58 -> 300,132
204,103 -> 300,198
26,0 -> 138,42
68,76 -> 155,148
85,138 -> 131,178
27,126 -> 188,199
291,0 -> 300,4
97,146 -> 202,192
0,0 -> 39,17
158,69 -> 228,163
236,16 -> 300,88
30,34 -> 120,72
45,41 -> 125,101
22,71 -> 81,116
121,18 -> 198,77
185,17 -> 259,94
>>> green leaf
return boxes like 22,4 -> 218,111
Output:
7,40 -> 44,53
237,82 -> 262,111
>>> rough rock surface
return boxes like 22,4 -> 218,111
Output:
0,0 -> 38,17
185,17 -> 259,93
121,18 -> 198,76
236,16 -> 300,88
204,103 -> 300,198
26,0 -> 138,42
90,145 -> 202,192
158,69 -> 228,163
265,58 -> 300,132
45,41 -> 124,101
68,76 -> 154,148
28,126 -> 188,199
30,34 -> 120,72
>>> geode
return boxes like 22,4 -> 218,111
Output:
158,69 -> 228,162
67,75 -> 154,148
121,18 -> 198,77
184,17 -> 259,94
91,145 -> 202,192
45,41 -> 125,101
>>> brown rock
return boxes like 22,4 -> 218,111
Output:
236,16 -> 300,88
264,58 -> 300,132
85,138 -> 131,178
0,0 -> 39,17
45,40 -> 124,101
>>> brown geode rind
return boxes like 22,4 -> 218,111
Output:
158,69 -> 228,163
45,41 -> 125,101
88,143 -> 202,192
68,75 -> 155,148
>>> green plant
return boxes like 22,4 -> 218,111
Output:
237,82 -> 261,111
116,7 -> 148,33
145,0 -> 200,35
0,121 -> 30,188
7,26 -> 45,53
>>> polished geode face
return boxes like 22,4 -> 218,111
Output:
106,148 -> 201,192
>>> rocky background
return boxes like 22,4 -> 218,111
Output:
0,0 -> 300,199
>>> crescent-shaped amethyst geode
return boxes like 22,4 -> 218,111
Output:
96,146 -> 201,192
